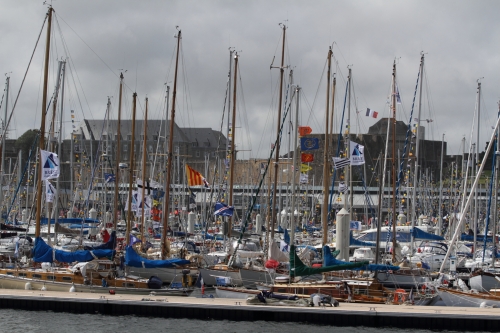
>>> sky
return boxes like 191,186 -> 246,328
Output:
1,0 -> 500,160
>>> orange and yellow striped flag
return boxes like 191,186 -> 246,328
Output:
185,164 -> 209,187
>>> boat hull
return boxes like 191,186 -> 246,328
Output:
199,267 -> 242,286
437,287 -> 500,307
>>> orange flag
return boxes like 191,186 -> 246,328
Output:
301,153 -> 314,163
185,164 -> 208,187
298,126 -> 312,136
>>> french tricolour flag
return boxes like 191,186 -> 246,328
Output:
366,108 -> 378,118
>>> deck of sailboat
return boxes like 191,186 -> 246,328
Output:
0,288 -> 498,331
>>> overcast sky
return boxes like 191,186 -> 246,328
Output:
1,0 -> 500,160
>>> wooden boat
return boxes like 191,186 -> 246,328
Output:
0,263 -> 193,296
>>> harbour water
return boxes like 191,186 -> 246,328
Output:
0,309 -> 487,333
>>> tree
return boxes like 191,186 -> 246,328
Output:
15,129 -> 38,161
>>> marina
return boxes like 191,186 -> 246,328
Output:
0,289 -> 498,331
2,3 -> 500,332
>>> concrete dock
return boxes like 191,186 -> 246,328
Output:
0,289 -> 498,331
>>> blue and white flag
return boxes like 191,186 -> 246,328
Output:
349,221 -> 362,231
104,173 -> 116,183
129,234 -> 141,245
396,86 -> 402,104
40,150 -> 60,180
214,202 -> 234,217
349,141 -> 365,166
45,180 -> 56,203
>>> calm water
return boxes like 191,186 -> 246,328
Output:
0,309 -> 485,333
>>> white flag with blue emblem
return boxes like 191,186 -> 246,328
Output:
45,180 -> 56,203
349,142 -> 365,166
40,150 -> 60,180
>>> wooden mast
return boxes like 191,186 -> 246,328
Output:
35,6 -> 53,238
125,92 -> 137,245
228,53 -> 238,237
270,24 -> 286,240
161,28 -> 181,260
140,98 -> 148,245
391,61 -> 397,262
113,73 -> 124,231
321,47 -> 332,246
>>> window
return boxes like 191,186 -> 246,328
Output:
195,151 -> 200,158
18,273 -> 27,277
123,144 -> 128,152
62,277 -> 73,281
46,276 -> 56,280
127,134 -> 132,141
125,283 -> 135,288
32,274 -> 42,279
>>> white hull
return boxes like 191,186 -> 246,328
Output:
199,268 -> 242,286
469,274 -> 500,292
125,266 -> 196,284
437,287 -> 500,307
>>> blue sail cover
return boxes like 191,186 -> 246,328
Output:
284,228 -> 290,245
322,246 -> 400,272
33,237 -> 115,263
460,234 -> 494,242
411,227 -> 445,241
350,231 -> 376,247
124,246 -> 190,268
40,217 -> 99,225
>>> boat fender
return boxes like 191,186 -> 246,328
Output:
69,283 -> 76,292
25,282 -> 32,290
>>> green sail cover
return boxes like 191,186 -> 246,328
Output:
289,244 -> 368,278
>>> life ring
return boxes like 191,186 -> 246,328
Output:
421,284 -> 427,293
394,289 -> 406,303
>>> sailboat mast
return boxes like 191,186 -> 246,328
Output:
125,92 -> 137,245
54,60 -> 66,243
391,61 -> 397,262
0,76 -> 9,216
35,7 -> 53,238
161,29 -> 181,259
270,24 -> 286,240
321,47 -> 332,246
344,68 -> 351,217
411,54 -> 424,250
290,85 -> 300,245
140,98 -> 148,245
113,73 -> 124,231
228,53 -> 238,237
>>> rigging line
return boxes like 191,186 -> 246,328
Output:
205,72 -> 231,228
306,59 -> 328,126
228,79 -> 295,266
1,14 -> 47,146
54,12 -> 119,80
328,79 -> 349,211
81,107 -> 109,236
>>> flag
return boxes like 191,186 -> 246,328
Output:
396,86 -> 401,104
136,194 -> 152,217
124,190 -> 139,212
137,178 -> 161,195
298,126 -> 312,136
300,164 -> 312,173
338,181 -> 348,194
129,234 -> 141,245
349,221 -> 362,230
350,141 -> 365,165
214,202 -> 234,216
300,137 -> 319,151
40,150 -> 60,180
301,153 -> 314,163
45,180 -> 56,203
185,164 -> 209,188
104,173 -> 115,183
365,108 -> 378,118
333,157 -> 350,169
299,173 -> 308,184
